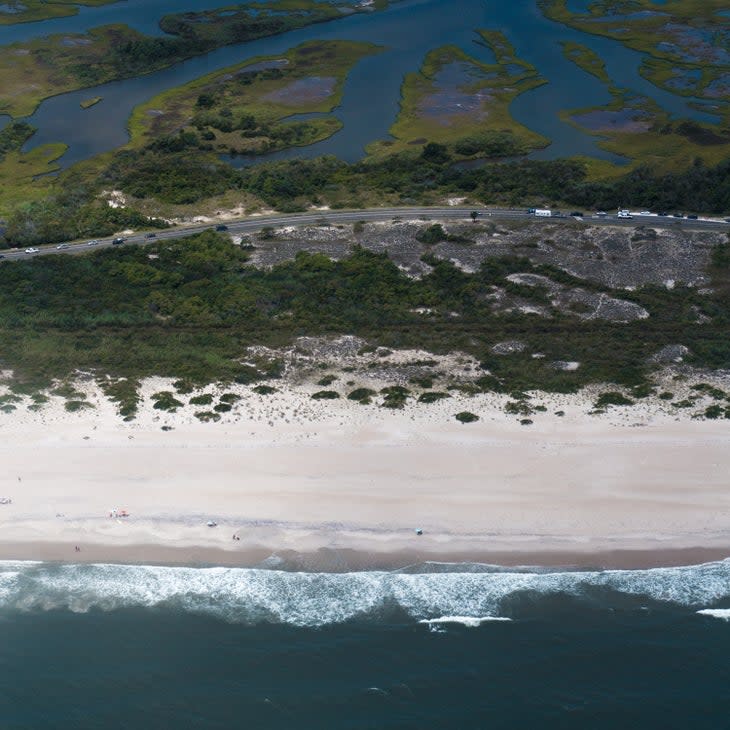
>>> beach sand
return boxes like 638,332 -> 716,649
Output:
1,374 -> 729,571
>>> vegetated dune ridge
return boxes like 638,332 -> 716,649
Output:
0,357 -> 728,571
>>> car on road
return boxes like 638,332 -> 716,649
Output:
56,243 -> 70,250
686,214 -> 698,220
215,224 -> 229,232
0,254 -> 5,260
570,211 -> 583,217
638,211 -> 652,216
658,212 -> 668,216
25,247 -> 39,254
112,237 -> 126,245
87,239 -> 99,246
145,232 -> 157,239
594,211 -> 607,217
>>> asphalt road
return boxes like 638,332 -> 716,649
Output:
2,206 -> 728,261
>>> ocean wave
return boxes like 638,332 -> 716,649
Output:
419,616 -> 513,627
0,559 -> 729,626
697,608 -> 730,621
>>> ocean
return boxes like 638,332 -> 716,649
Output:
1,560 -> 729,728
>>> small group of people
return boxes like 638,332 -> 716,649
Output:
232,534 -> 241,541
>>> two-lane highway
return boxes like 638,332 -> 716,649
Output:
1,206 -> 728,261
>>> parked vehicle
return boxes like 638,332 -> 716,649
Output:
534,209 -> 552,217
87,239 -> 99,246
570,211 -> 584,217
686,214 -> 698,220
617,209 -> 633,219
215,224 -> 229,232
56,243 -> 70,250
145,232 -> 157,239
25,247 -> 39,254
112,237 -> 125,245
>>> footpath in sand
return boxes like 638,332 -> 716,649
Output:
1,374 -> 729,570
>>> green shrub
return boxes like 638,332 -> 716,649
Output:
214,402 -> 232,412
658,391 -> 674,400
219,392 -> 241,404
505,400 -> 533,416
195,411 -> 221,422
631,384 -> 655,399
317,375 -> 338,386
381,385 -> 410,409
152,391 -> 184,412
253,385 -> 277,395
348,387 -> 376,404
455,411 -> 479,423
173,379 -> 195,394
704,404 -> 723,419
416,224 -> 448,245
311,390 -> 339,400
594,392 -> 634,409
189,393 -> 214,406
65,400 -> 92,412
418,391 -> 451,404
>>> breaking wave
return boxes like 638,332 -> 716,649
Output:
1,559 -> 729,626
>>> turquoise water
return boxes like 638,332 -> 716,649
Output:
1,0 -> 718,167
1,559 -> 729,728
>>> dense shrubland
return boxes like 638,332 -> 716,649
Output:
0,231 -> 728,392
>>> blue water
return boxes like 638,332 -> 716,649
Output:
1,559 -> 730,728
1,0 -> 718,168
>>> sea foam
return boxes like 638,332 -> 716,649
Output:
697,608 -> 730,621
0,559 -> 728,626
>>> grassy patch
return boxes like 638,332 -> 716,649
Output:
128,40 -> 380,158
455,410 -> 479,423
0,0 -> 118,25
378,31 -> 548,158
561,41 -> 610,85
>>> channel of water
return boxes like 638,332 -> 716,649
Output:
0,0 -> 718,169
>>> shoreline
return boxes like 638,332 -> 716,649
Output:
2,367 -> 730,574
1,541 -> 729,573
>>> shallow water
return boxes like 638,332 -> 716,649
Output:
1,559 -> 729,728
1,0 -> 717,168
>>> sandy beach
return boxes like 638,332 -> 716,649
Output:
1,368 -> 729,571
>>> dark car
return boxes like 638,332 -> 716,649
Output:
145,232 -> 157,239
672,213 -> 683,218
570,211 -> 584,217
658,212 -> 668,216
112,237 -> 126,245
215,224 -> 229,232
686,214 -> 698,220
